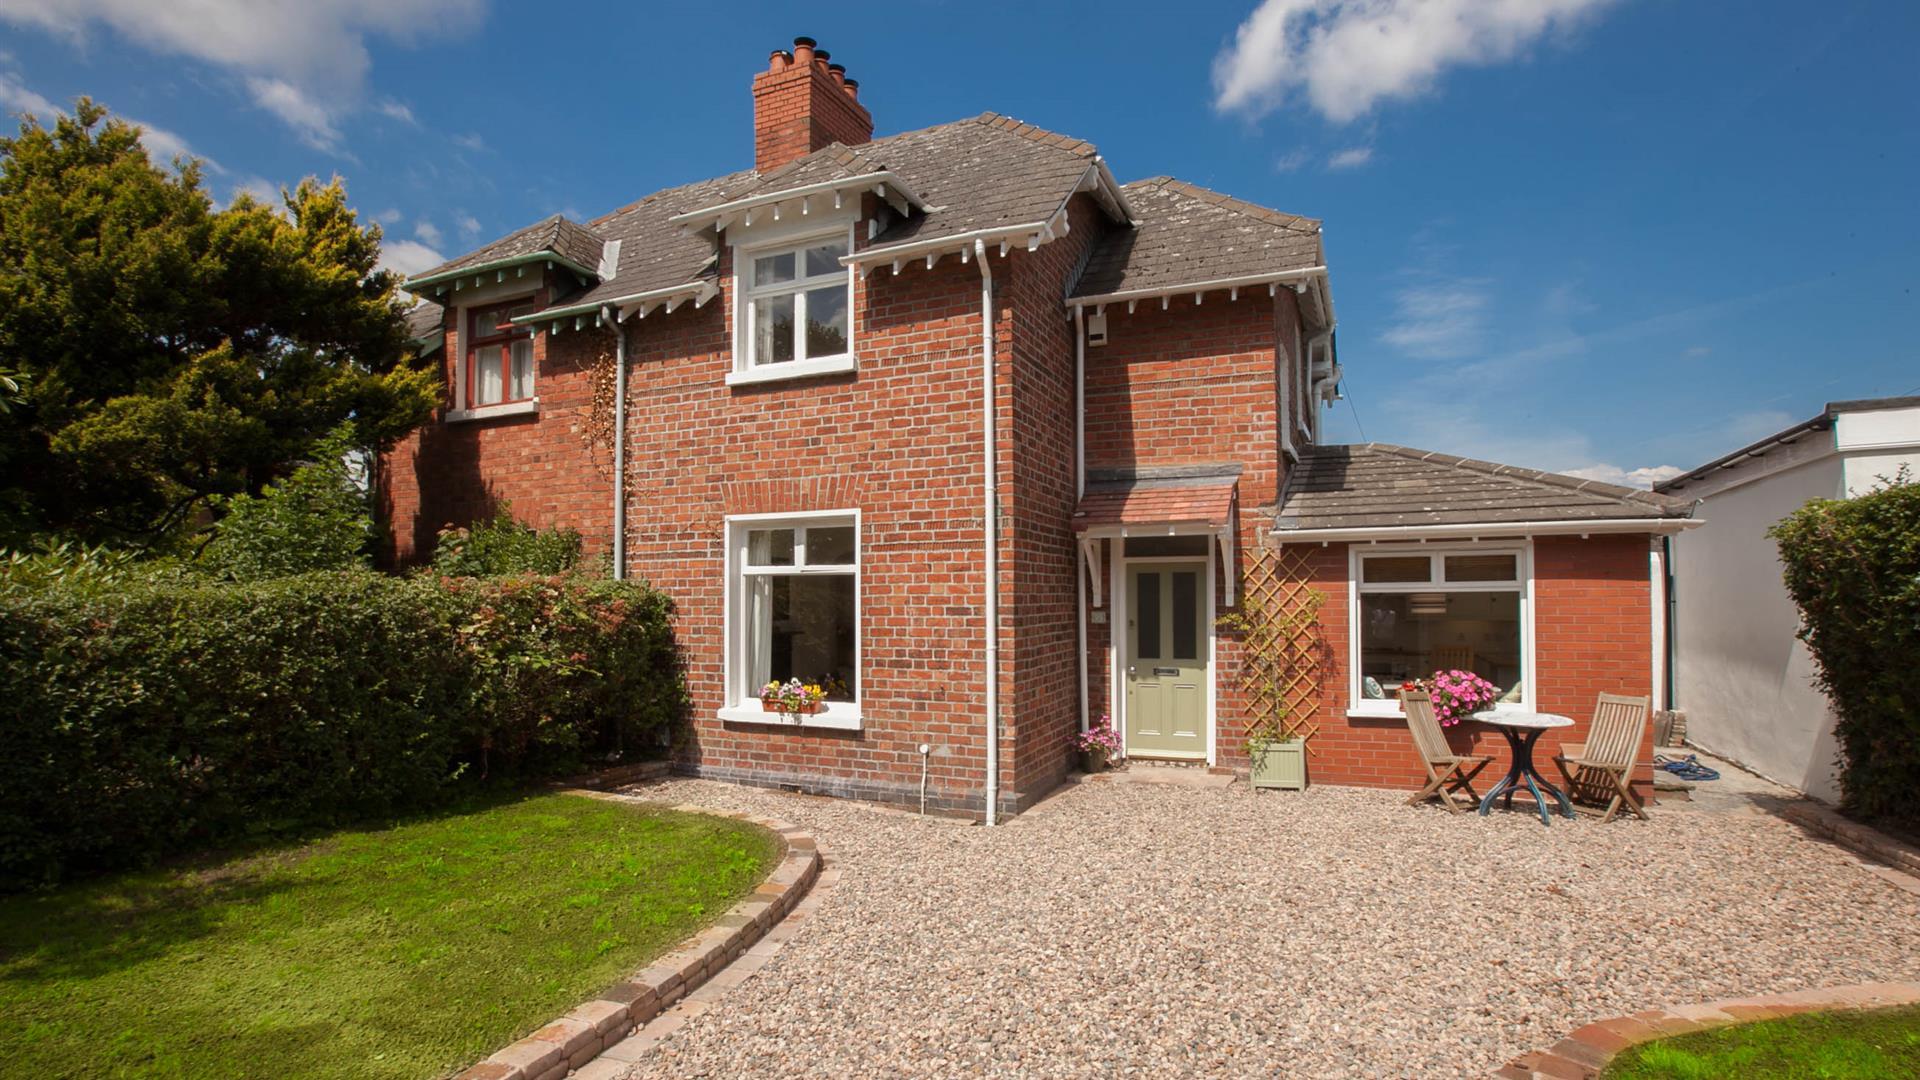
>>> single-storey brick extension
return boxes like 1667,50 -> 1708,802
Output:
385,39 -> 1694,818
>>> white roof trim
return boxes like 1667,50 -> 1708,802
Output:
668,172 -> 928,234
1266,517 -> 1701,545
511,280 -> 713,327
842,220 -> 1057,272
1071,266 -> 1329,309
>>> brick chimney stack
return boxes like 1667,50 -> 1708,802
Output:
752,37 -> 874,173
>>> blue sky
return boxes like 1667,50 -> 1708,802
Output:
2,0 -> 1915,484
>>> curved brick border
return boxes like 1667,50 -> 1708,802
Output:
455,794 -> 823,1080
1494,981 -> 1920,1079
1780,800 -> 1920,880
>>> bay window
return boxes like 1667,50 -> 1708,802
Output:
1352,547 -> 1530,713
733,231 -> 853,382
723,513 -> 860,728
467,301 -> 535,407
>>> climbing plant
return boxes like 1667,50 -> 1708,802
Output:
1218,544 -> 1329,754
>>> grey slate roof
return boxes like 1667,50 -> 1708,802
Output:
857,113 -> 1099,250
1073,178 -> 1322,300
410,215 -> 607,283
1273,444 -> 1693,532
403,300 -> 444,342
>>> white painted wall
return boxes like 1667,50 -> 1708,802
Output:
1668,404 -> 1920,802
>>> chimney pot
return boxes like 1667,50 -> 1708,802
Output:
842,78 -> 859,101
767,49 -> 790,73
791,37 -> 816,67
813,48 -> 831,71
827,62 -> 846,86
754,38 -> 873,171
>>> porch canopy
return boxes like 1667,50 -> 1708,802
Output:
1072,465 -> 1240,605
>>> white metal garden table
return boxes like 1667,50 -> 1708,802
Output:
1471,710 -> 1576,825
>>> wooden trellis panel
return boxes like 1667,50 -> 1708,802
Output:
1229,544 -> 1330,752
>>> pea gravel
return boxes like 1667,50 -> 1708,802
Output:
611,776 -> 1920,1079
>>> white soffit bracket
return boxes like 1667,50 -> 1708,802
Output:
1080,536 -> 1104,608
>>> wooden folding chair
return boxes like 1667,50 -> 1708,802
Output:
1553,693 -> 1651,822
1400,690 -> 1493,813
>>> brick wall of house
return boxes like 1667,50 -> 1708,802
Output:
1285,534 -> 1659,803
381,278 -> 618,565
1080,288 -> 1301,764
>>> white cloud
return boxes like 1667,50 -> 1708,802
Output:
127,117 -> 225,173
1684,344 -> 1712,357
229,175 -> 282,207
456,212 -> 482,237
413,219 -> 443,245
375,99 -> 416,124
1273,148 -> 1311,172
1214,0 -> 1618,122
244,76 -> 342,152
374,207 -> 402,225
378,238 -> 445,278
0,69 -> 54,119
1381,279 -> 1490,359
0,0 -> 483,150
451,132 -> 487,152
1326,145 -> 1372,169
1561,463 -> 1685,489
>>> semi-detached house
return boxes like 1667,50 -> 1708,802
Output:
385,38 -> 1694,818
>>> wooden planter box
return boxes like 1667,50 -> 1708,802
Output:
1250,738 -> 1308,790
762,699 -> 823,716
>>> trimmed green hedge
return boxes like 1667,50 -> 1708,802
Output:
1771,475 -> 1920,830
0,571 -> 684,888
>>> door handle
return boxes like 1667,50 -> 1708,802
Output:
1127,666 -> 1136,679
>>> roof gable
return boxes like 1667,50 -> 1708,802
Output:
1073,177 -> 1322,302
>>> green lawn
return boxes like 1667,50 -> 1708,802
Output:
0,793 -> 779,1079
1602,1005 -> 1920,1080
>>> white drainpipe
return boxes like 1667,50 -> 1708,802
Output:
1074,305 -> 1088,735
604,306 -> 628,580
975,238 -> 1000,826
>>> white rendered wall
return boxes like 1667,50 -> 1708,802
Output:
1670,453 -> 1846,801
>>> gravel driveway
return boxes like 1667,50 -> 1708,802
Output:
610,774 -> 1920,1078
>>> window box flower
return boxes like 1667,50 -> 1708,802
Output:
1073,713 -> 1122,773
761,678 -> 826,716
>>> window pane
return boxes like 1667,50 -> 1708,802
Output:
1135,572 -> 1161,661
1171,570 -> 1198,661
1359,591 -> 1522,697
803,525 -> 855,566
753,251 -> 795,286
748,528 -> 795,566
508,339 -> 534,399
761,573 -> 857,702
474,344 -> 504,405
1445,554 -> 1517,583
753,294 -> 795,366
1123,536 -> 1210,558
1362,555 -> 1430,583
804,240 -> 849,277
803,284 -> 848,358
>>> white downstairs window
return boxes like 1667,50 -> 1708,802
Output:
722,513 -> 861,729
1350,546 -> 1532,715
732,231 -> 853,383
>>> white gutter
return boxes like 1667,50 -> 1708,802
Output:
1070,266 -> 1329,310
975,237 -> 1000,826
1074,305 -> 1089,736
844,221 -> 1056,270
1267,517 -> 1704,546
668,171 -> 929,231
513,281 -> 712,327
604,305 -> 628,581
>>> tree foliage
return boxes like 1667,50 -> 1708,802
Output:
198,423 -> 373,580
0,99 -> 437,547
1770,473 -> 1920,830
432,506 -> 583,577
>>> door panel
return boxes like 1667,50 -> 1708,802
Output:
1125,562 -> 1208,757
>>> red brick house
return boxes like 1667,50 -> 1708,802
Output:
384,38 -> 1693,818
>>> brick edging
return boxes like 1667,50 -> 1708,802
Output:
455,796 -> 822,1080
1494,982 -> 1920,1079
1779,800 -> 1920,878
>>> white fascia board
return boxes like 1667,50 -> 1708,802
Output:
1089,156 -> 1140,224
1070,266 -> 1330,309
513,281 -> 711,326
668,172 -> 928,232
404,252 -> 598,294
1265,517 -> 1702,546
843,221 -> 1055,268
1074,521 -> 1230,538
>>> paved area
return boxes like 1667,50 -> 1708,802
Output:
609,775 -> 1920,1079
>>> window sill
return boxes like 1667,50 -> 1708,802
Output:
1346,702 -> 1531,720
725,355 -> 857,387
717,700 -> 862,731
447,399 -> 538,423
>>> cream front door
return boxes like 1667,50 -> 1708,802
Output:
1124,561 -> 1208,758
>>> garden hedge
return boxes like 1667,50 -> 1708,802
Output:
1770,476 -> 1920,830
0,570 -> 684,888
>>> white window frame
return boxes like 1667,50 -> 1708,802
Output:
447,285 -> 541,422
727,223 -> 858,386
720,509 -> 862,730
1346,541 -> 1535,719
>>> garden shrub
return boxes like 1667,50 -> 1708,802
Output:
0,570 -> 683,888
432,507 -> 582,576
198,425 -> 373,580
1770,473 -> 1920,830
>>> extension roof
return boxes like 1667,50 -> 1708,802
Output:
1274,444 -> 1693,533
1071,178 -> 1324,302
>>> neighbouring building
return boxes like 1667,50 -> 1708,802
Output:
1658,396 -> 1920,802
383,38 -> 1689,817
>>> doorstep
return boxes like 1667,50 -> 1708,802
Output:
1103,762 -> 1236,789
